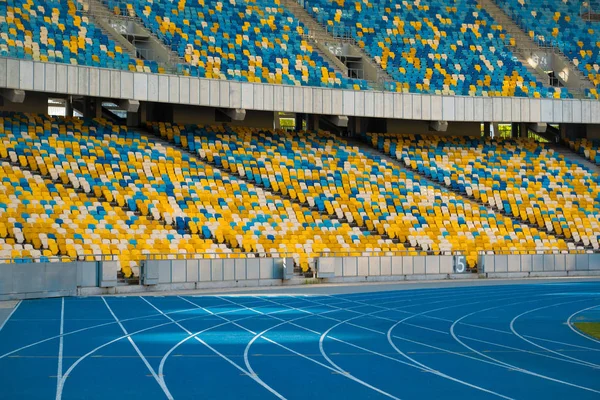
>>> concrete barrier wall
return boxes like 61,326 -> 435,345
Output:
320,255 -> 458,278
0,262 -> 81,300
480,253 -> 600,274
152,257 -> 282,284
2,254 -> 599,299
1,57 -> 598,124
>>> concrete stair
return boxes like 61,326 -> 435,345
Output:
280,0 -> 394,85
85,0 -> 183,68
280,0 -> 348,76
477,0 -> 593,96
550,144 -> 600,175
85,0 -> 137,57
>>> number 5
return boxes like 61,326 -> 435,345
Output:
455,256 -> 466,273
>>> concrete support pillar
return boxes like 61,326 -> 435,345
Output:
520,123 -> 528,138
511,123 -> 519,138
560,124 -> 567,143
483,122 -> 491,137
65,96 -> 73,118
126,111 -> 138,127
295,114 -> 305,132
274,112 -> 281,129
138,102 -> 147,125
491,123 -> 500,138
83,98 -> 102,119
307,114 -> 320,131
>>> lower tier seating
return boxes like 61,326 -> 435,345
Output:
151,123 -> 567,267
368,133 -> 600,251
0,113 -> 403,273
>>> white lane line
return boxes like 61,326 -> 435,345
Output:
55,298 -> 65,400
0,288 -> 512,362
524,335 -> 600,351
345,290 -> 598,352
286,290 -> 599,375
287,289 -> 583,398
402,322 -> 449,335
510,302 -> 600,369
157,307 -> 298,382
55,304 -> 258,400
449,298 -> 600,394
383,297 -> 550,399
211,297 -> 402,400
56,297 -> 177,400
0,298 -> 273,361
459,335 -> 600,367
0,300 -> 22,332
567,304 -> 600,346
248,294 -> 516,399
101,297 -> 174,400
141,297 -> 287,400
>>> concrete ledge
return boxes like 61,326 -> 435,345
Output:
485,270 -> 600,279
63,269 -> 600,298
485,272 -> 530,279
529,271 -> 569,278
79,279 -> 285,295
567,270 -> 600,277
322,273 -> 475,284
0,289 -> 75,301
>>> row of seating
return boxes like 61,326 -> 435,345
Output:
568,138 -> 600,165
498,0 -> 600,99
302,0 -> 569,98
0,0 -> 159,72
367,132 -> 600,250
153,123 -> 568,267
0,161 -> 231,276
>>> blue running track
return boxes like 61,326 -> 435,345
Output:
1,282 -> 600,399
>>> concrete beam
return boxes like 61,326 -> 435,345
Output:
0,89 -> 26,103
429,120 -> 448,132
222,108 -> 246,121
528,122 -> 547,133
328,115 -> 349,128
119,99 -> 140,113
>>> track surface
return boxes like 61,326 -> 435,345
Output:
1,282 -> 600,399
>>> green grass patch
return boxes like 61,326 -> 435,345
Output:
574,322 -> 600,340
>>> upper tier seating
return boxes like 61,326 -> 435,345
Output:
157,124 -> 567,267
0,113 -> 402,272
569,138 -> 600,165
107,0 -> 369,89
0,0 -> 158,72
302,0 -> 569,98
368,133 -> 600,250
498,0 -> 600,99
